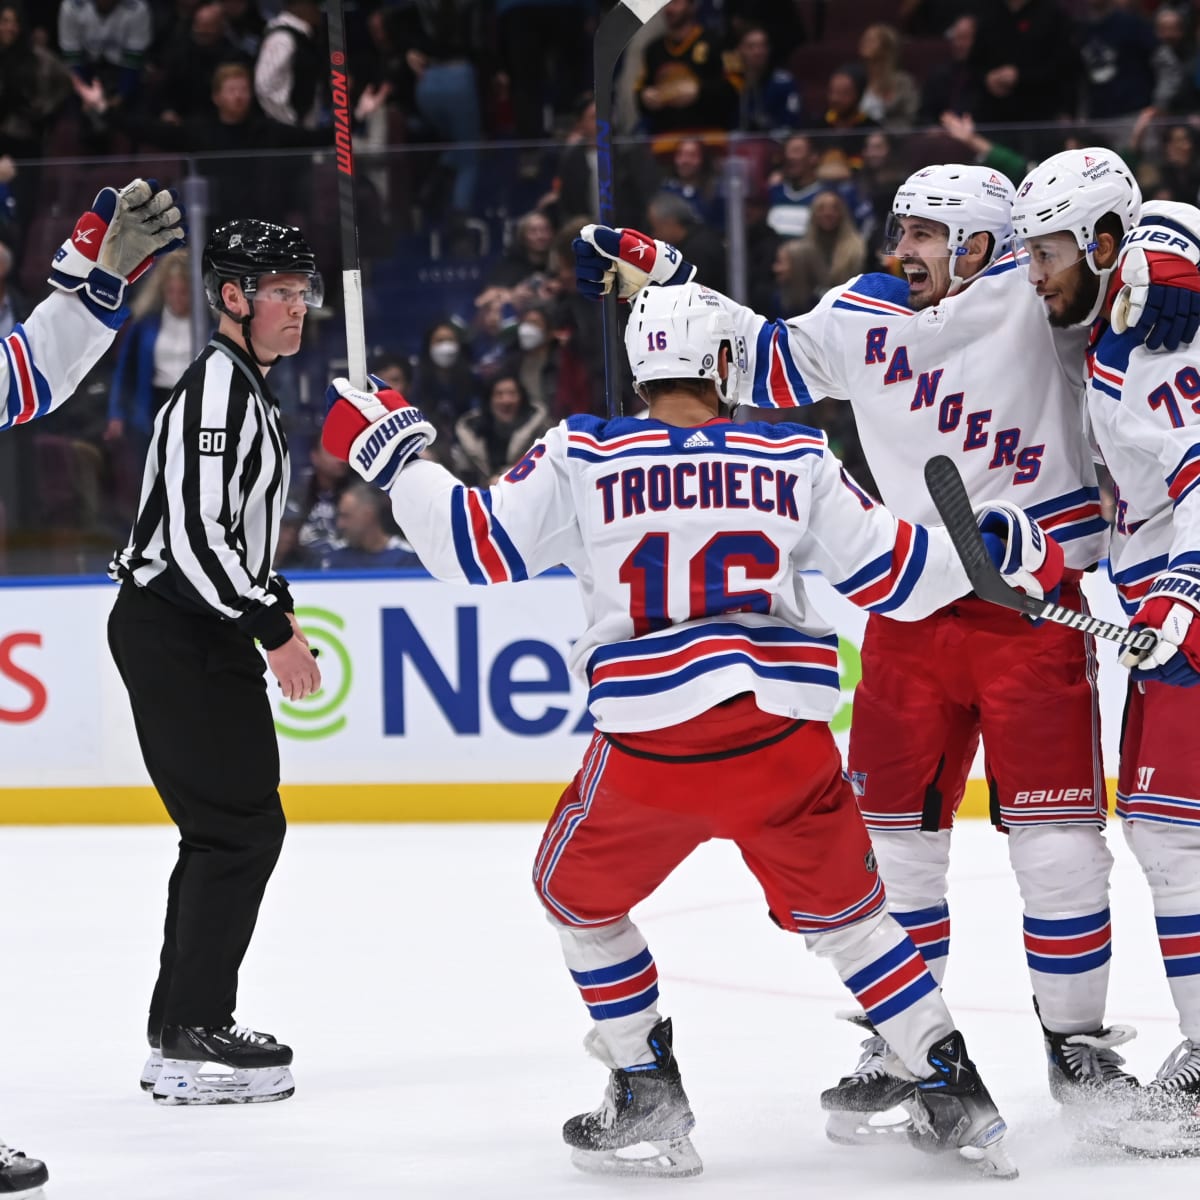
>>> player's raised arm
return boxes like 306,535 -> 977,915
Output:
573,221 -> 850,409
0,179 -> 184,433
322,375 -> 583,583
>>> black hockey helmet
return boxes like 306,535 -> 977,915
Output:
202,219 -> 323,313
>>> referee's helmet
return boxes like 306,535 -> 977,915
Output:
202,219 -> 323,313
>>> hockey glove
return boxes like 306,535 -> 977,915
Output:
322,375 -> 436,490
975,501 -> 1064,604
1118,566 -> 1200,686
1111,201 -> 1200,352
573,224 -> 696,301
50,179 -> 187,320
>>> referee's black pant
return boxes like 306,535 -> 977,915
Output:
108,581 -> 286,1033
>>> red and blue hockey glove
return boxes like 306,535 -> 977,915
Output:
322,374 -> 436,490
573,223 -> 696,301
1118,566 -> 1200,686
975,501 -> 1064,606
1111,201 -> 1200,352
49,179 -> 186,323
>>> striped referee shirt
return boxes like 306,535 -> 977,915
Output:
111,333 -> 294,648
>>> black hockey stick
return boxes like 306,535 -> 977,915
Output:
328,0 -> 368,390
594,0 -> 669,418
924,454 -> 1159,656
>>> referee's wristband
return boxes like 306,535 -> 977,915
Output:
250,603 -> 293,651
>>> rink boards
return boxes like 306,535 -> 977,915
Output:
0,571 -> 1127,823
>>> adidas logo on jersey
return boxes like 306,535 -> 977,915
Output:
682,430 -> 714,449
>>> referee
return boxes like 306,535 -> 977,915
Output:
108,219 -> 322,1106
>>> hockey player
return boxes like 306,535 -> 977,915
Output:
572,162 -> 1196,1136
0,178 -> 186,1199
318,282 -> 1066,1179
1011,152 -> 1200,1155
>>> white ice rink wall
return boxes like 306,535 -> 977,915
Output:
0,570 -> 1129,822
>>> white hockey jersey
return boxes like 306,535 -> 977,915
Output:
390,414 -> 972,733
713,256 -> 1108,570
0,291 -> 118,432
1086,324 -> 1200,614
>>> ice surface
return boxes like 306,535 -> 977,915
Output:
1,820 -> 1194,1198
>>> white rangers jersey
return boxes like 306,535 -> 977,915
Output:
1086,325 -> 1200,613
0,291 -> 118,432
390,414 -> 971,732
713,256 -> 1108,570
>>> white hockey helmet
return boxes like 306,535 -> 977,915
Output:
1011,147 -> 1141,272
1011,147 -> 1141,325
624,282 -> 744,403
888,163 -> 1015,275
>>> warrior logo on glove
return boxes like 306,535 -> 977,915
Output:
322,375 -> 438,491
355,407 -> 431,475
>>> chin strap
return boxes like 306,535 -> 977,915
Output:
1080,264 -> 1114,327
238,300 -> 276,370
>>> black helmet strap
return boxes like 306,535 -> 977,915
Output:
217,276 -> 275,370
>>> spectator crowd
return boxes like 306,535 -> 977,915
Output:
3,0 -> 1200,573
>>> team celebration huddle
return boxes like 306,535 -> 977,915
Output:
7,15 -> 1200,1200
322,144 -> 1200,1182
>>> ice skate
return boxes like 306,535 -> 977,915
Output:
0,1141 -> 47,1199
820,1012 -> 916,1145
140,1043 -> 161,1093
904,1030 -> 1018,1180
1114,1039 -> 1200,1157
563,1017 -> 702,1178
1036,998 -> 1139,1106
153,1024 -> 294,1105
142,1023 -> 278,1093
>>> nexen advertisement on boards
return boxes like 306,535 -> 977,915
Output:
0,572 -> 1127,818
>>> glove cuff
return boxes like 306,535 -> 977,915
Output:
662,257 -> 697,287
1127,213 -> 1200,267
47,278 -> 130,330
49,264 -> 127,313
1147,565 -> 1200,610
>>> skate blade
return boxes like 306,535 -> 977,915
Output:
1,1185 -> 47,1200
903,1101 -> 1018,1179
958,1136 -> 1019,1180
1107,1118 -> 1200,1158
570,1135 -> 703,1178
825,1107 -> 912,1147
952,1116 -> 1018,1180
153,1061 -> 295,1106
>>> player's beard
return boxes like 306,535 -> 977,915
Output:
1046,265 -> 1101,329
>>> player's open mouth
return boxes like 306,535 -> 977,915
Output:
903,262 -> 930,290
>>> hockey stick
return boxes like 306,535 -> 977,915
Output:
327,0 -> 368,390
594,0 -> 670,418
923,454 -> 1159,655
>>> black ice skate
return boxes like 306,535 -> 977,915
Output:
153,1024 -> 294,1105
1036,997 -> 1139,1105
904,1030 -> 1018,1179
141,1021 -> 279,1093
1116,1039 -> 1200,1157
0,1141 -> 48,1199
563,1017 -> 702,1178
820,1012 -> 916,1146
